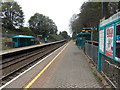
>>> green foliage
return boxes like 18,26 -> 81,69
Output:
2,26 -> 35,36
0,37 -> 13,50
59,31 -> 69,39
118,1 -> 120,11
49,34 -> 64,41
29,13 -> 58,37
2,46 -> 12,50
72,32 -> 77,40
19,27 -> 35,36
70,2 -> 119,41
2,1 -> 24,30
0,37 -> 12,43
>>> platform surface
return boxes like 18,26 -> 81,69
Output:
29,41 -> 101,88
0,40 -> 63,55
2,41 -> 101,88
0,44 -> 45,55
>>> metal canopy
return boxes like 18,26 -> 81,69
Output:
11,35 -> 36,39
77,32 -> 91,36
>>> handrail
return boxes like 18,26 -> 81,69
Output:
85,40 -> 98,46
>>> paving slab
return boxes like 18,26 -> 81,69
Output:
30,41 -> 101,88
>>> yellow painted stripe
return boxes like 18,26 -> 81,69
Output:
24,42 -> 70,89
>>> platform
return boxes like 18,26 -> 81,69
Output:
0,44 -> 48,55
1,41 -> 101,88
0,40 -> 64,55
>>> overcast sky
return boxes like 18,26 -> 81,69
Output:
14,0 -> 88,36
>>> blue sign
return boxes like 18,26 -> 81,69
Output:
116,35 -> 120,40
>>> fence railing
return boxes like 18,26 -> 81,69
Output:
84,41 -> 120,88
84,41 -> 98,65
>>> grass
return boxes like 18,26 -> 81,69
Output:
91,69 -> 102,82
0,37 -> 12,43
0,37 -> 13,50
2,46 -> 12,50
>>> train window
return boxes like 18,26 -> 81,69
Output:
116,23 -> 120,61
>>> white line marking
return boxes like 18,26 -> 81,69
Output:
0,44 -> 66,89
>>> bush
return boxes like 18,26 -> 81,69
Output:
49,34 -> 64,41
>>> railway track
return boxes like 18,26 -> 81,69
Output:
0,47 -> 46,65
0,41 -> 66,86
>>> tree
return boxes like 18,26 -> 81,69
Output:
69,14 -> 80,34
70,2 -> 101,34
29,13 -> 58,37
61,31 -> 68,39
108,2 -> 119,16
118,1 -> 120,11
19,27 -> 35,35
2,1 -> 24,30
70,1 -> 119,41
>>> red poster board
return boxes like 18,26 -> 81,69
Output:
105,26 -> 114,57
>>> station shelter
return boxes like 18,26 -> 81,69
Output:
11,35 -> 36,47
76,28 -> 92,49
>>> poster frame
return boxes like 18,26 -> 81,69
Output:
98,12 -> 120,72
105,24 -> 114,58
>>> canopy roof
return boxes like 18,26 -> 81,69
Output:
77,32 -> 91,37
11,35 -> 36,39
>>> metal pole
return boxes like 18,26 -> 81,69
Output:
91,28 -> 93,41
101,0 -> 104,18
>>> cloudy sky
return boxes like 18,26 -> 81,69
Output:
14,0 -> 88,36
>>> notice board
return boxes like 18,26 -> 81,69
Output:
105,26 -> 114,57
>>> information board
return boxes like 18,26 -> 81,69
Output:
105,26 -> 114,57
99,30 -> 104,52
98,11 -> 120,72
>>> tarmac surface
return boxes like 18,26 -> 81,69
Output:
2,41 -> 101,88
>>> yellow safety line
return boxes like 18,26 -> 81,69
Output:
24,42 -> 70,89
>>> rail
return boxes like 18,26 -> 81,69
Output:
0,40 -> 66,86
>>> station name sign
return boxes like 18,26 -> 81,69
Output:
100,12 -> 120,27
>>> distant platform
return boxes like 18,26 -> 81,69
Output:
0,40 -> 65,55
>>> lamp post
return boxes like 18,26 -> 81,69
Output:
101,0 -> 104,19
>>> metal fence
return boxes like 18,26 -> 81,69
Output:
101,55 -> 120,88
84,41 -> 120,88
84,41 -> 98,65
